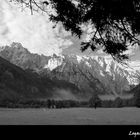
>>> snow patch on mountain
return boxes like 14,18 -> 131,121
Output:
100,70 -> 105,77
44,57 -> 63,71
85,61 -> 91,67
128,61 -> 140,71
76,55 -> 83,63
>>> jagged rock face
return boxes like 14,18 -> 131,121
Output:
43,55 -> 132,96
0,42 -> 140,97
45,57 -> 95,96
0,42 -> 51,71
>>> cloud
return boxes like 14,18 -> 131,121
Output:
0,0 -> 72,56
0,0 -> 139,59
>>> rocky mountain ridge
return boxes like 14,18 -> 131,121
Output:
0,42 -> 140,97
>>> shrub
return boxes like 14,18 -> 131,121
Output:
111,97 -> 123,107
101,100 -> 113,108
134,93 -> 140,107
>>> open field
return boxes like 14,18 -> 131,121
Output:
0,107 -> 140,125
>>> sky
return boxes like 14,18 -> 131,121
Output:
0,0 -> 74,56
0,0 -> 140,60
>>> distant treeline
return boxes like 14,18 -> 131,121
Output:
90,97 -> 136,108
0,96 -> 137,108
0,99 -> 88,108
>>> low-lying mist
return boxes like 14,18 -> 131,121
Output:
52,88 -> 78,100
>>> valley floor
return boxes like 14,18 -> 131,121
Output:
0,107 -> 139,125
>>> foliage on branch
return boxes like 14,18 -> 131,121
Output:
12,0 -> 140,62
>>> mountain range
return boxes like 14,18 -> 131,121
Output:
0,42 -> 140,100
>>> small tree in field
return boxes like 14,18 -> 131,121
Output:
89,93 -> 101,108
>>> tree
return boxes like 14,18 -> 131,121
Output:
12,0 -> 140,62
89,93 -> 101,107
